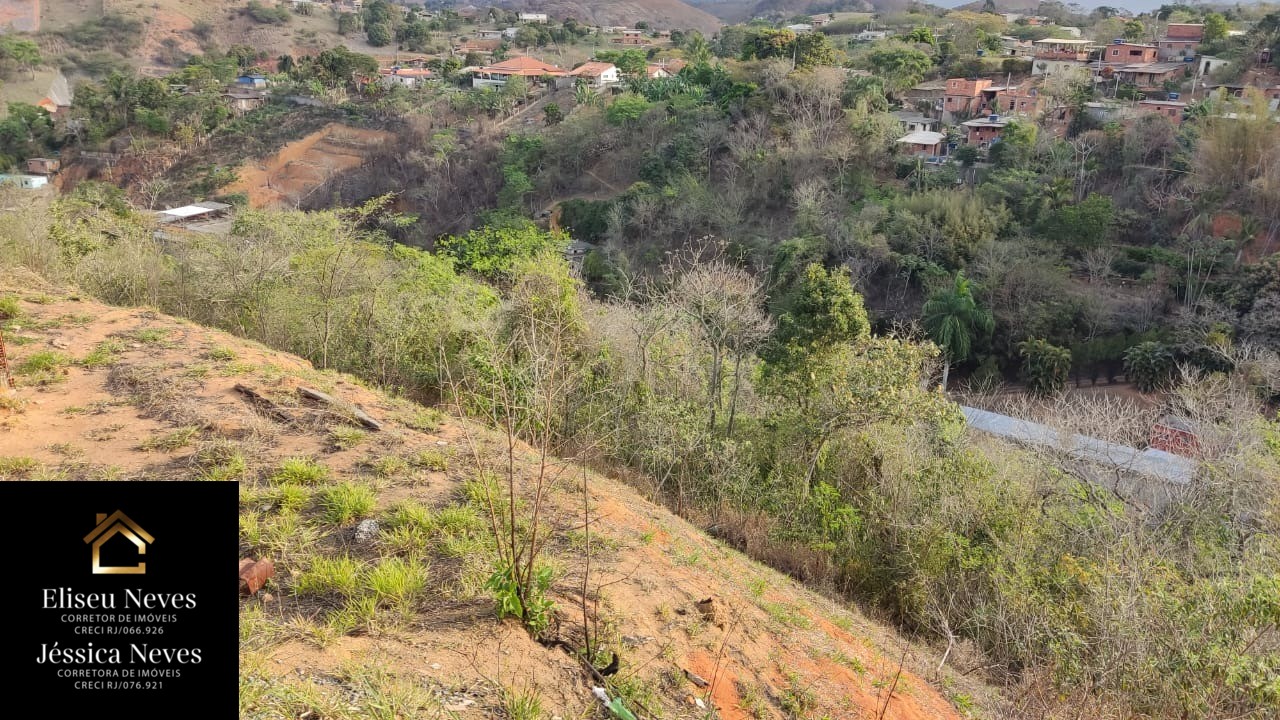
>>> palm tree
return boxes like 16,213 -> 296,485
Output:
922,272 -> 992,389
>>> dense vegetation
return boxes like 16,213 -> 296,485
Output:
5,176 -> 1279,718
3,3 -> 1280,718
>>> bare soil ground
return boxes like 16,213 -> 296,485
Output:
0,269 -> 992,720
225,123 -> 395,208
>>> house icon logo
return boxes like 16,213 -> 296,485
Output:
83,511 -> 154,575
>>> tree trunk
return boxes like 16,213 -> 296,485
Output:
726,354 -> 743,438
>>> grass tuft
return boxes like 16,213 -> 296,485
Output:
364,557 -> 428,609
0,294 -> 21,321
409,448 -> 449,472
328,426 -> 367,451
319,482 -> 377,525
81,338 -> 127,368
269,457 -> 329,485
141,426 -> 200,452
294,556 -> 362,598
0,456 -> 42,479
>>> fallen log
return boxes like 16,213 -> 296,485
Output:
297,386 -> 383,431
232,383 -> 294,423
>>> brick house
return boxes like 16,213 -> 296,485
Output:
1158,23 -> 1204,61
961,116 -> 1009,146
1138,99 -> 1187,125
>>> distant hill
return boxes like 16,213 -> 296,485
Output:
499,0 -> 723,34
685,0 -> 875,22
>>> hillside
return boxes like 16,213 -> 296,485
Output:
501,0 -> 723,34
0,269 -> 985,720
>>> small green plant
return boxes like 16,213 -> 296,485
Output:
395,406 -> 444,432
738,680 -> 771,719
270,457 -> 329,485
329,426 -> 368,451
368,454 -> 409,479
365,557 -> 428,609
16,350 -> 70,384
952,691 -> 978,717
47,442 -> 84,459
760,600 -> 812,629
294,556 -> 362,598
0,456 -> 41,478
206,346 -> 238,361
0,294 -> 22,321
141,426 -> 200,452
486,562 -> 555,637
320,483 -> 377,524
81,338 -> 127,368
829,648 -> 865,674
196,442 -> 249,481
130,328 -> 170,344
326,594 -> 378,637
501,686 -> 545,720
409,448 -> 449,471
781,673 -> 817,718
748,577 -> 768,598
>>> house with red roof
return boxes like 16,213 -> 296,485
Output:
472,57 -> 567,88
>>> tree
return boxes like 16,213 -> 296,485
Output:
740,28 -> 797,61
543,103 -> 563,125
904,26 -> 936,45
922,272 -> 993,389
367,21 -> 393,46
672,262 -> 771,433
867,45 -> 932,94
684,32 -> 711,66
766,264 -> 870,367
0,37 -> 41,80
1123,19 -> 1145,40
1124,341 -> 1175,392
337,12 -> 360,35
1038,193 -> 1115,252
793,32 -> 837,69
437,226 -> 569,279
1203,13 -> 1228,43
1019,339 -> 1071,397
605,94 -> 651,126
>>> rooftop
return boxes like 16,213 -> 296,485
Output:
156,201 -> 232,223
476,56 -> 567,76
896,130 -> 947,145
962,407 -> 1195,484
569,61 -> 616,77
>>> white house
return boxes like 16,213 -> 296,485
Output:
786,23 -> 813,33
569,61 -> 620,89
855,30 -> 889,42
0,174 -> 49,189
379,67 -> 434,88
518,12 -> 548,23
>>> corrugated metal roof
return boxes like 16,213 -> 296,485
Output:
961,406 -> 1195,484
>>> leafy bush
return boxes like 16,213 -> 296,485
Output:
246,1 -> 291,25
1124,341 -> 1175,392
1019,339 -> 1071,397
